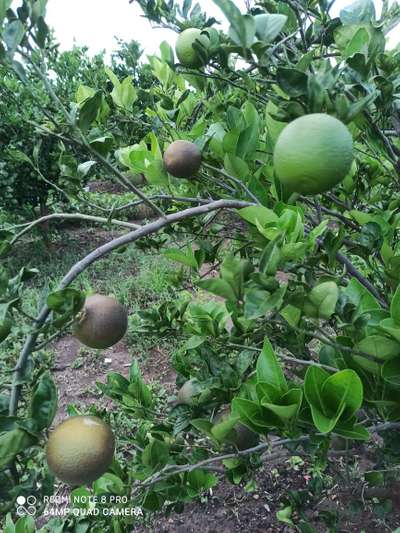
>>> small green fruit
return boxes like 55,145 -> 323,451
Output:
273,114 -> 353,195
175,28 -> 210,68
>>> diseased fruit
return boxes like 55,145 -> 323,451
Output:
73,294 -> 128,349
176,379 -> 201,405
214,407 -> 259,451
46,415 -> 115,486
163,140 -> 202,178
0,318 -> 12,343
273,113 -> 353,195
175,28 -> 210,68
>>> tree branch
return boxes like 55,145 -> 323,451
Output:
9,199 -> 252,416
10,213 -> 141,245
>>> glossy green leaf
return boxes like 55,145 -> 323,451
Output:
254,13 -> 287,43
0,429 -> 36,468
356,335 -> 400,360
390,284 -> 400,325
276,68 -> 308,97
322,369 -> 363,420
256,338 -> 287,394
340,0 -> 376,25
382,358 -> 400,386
239,206 -> 278,226
30,371 -> 57,430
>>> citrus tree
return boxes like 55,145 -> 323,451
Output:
1,0 -> 400,530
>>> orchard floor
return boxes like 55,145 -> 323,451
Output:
5,219 -> 400,533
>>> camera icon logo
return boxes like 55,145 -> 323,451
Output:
16,495 -> 37,516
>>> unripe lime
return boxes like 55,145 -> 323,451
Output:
273,114 -> 353,195
163,140 -> 202,178
73,294 -> 128,349
46,416 -> 115,486
175,28 -> 210,68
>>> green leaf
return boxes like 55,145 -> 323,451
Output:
276,68 -> 308,97
191,419 -> 215,439
390,285 -> 400,325
356,335 -> 400,360
340,0 -> 376,25
276,505 -> 294,526
0,0 -> 12,24
382,358 -> 400,386
4,513 -> 15,533
0,429 -> 36,468
244,288 -> 270,319
237,123 -> 258,159
334,422 -> 370,440
78,90 -> 103,132
310,403 -> 346,433
186,335 -> 206,350
164,247 -> 198,268
379,318 -> 400,343
231,397 -> 271,431
254,13 -> 287,43
129,359 -> 152,408
256,338 -> 287,394
304,366 -> 330,414
47,288 -> 85,324
30,371 -> 57,430
334,24 -> 370,59
188,469 -> 217,491
280,304 -> 301,328
322,369 -> 363,420
343,278 -> 381,317
308,281 -> 339,320
197,278 -> 237,302
15,516 -> 35,533
239,206 -> 278,226
224,153 -> 249,180
261,389 -> 302,420
211,414 -> 240,441
111,76 -> 137,111
142,439 -> 169,469
92,473 -> 125,495
3,20 -> 25,53
228,14 -> 256,49
259,237 -> 282,274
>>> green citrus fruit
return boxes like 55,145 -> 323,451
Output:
73,294 -> 128,349
46,415 -> 115,486
273,113 -> 353,195
163,140 -> 202,178
175,28 -> 210,68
